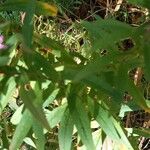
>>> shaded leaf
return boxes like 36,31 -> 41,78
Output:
23,51 -> 58,82
126,79 -> 150,112
82,18 -> 135,51
20,83 -> 50,131
36,1 -> 58,16
21,0 -> 35,47
127,0 -> 150,8
143,31 -> 150,81
1,129 -> 9,149
34,33 -> 64,51
116,64 -> 149,112
133,128 -> 150,138
43,88 -> 59,108
0,0 -> 57,16
67,85 -> 95,150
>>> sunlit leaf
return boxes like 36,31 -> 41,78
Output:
10,105 -> 24,125
0,77 -> 16,114
23,137 -> 36,148
58,108 -> 74,150
9,109 -> 33,150
89,100 -> 133,149
46,104 -> 67,128
33,120 -> 45,150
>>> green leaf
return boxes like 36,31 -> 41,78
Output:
127,0 -> 150,8
143,32 -> 150,81
58,108 -> 74,150
20,84 -> 50,131
133,128 -> 150,138
34,33 -> 65,51
35,1 -> 58,16
119,103 -> 140,118
21,0 -> 35,47
116,64 -> 149,112
23,137 -> 36,148
0,77 -> 16,114
94,104 -> 121,141
67,85 -> 95,150
1,129 -> 9,149
43,88 -> 60,108
23,51 -> 58,82
33,120 -> 45,150
0,0 -> 27,12
126,79 -> 150,112
78,129 -> 102,150
10,105 -> 24,125
82,74 -> 122,107
9,109 -> 33,150
0,0 -> 58,16
0,57 -> 10,66
93,102 -> 133,149
46,104 -> 67,128
74,55 -> 113,82
82,18 -> 135,51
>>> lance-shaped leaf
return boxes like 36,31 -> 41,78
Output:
33,120 -> 45,150
58,108 -> 74,150
46,104 -> 67,128
126,79 -> 150,112
67,85 -> 95,150
20,83 -> 50,131
116,64 -> 150,112
9,109 -> 33,150
92,102 -> 134,149
0,77 -> 16,114
21,0 -> 35,47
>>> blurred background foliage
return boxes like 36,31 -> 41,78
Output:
0,0 -> 150,150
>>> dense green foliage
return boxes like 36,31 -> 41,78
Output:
0,0 -> 150,149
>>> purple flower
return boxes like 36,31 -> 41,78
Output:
0,35 -> 7,49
